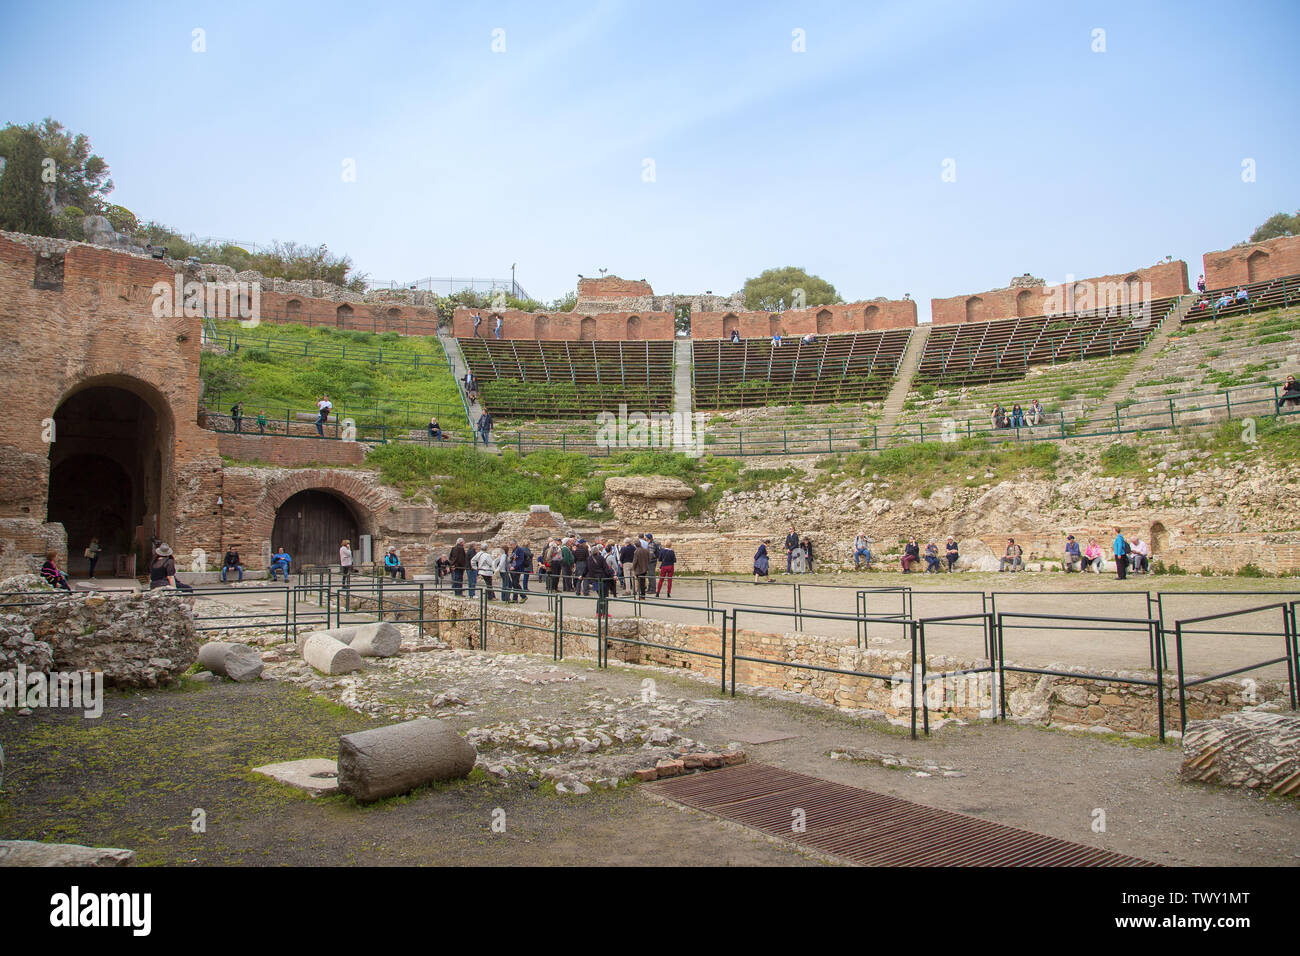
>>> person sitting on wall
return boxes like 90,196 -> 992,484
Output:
1196,274 -> 1207,293
924,541 -> 940,572
999,538 -> 1023,572
771,332 -> 783,347
1083,538 -> 1103,572
384,546 -> 406,580
801,333 -> 816,344
1131,537 -> 1150,573
729,328 -> 741,344
1216,293 -> 1233,311
945,536 -> 959,571
1063,534 -> 1083,572
435,553 -> 451,583
40,551 -> 72,591
269,548 -> 293,582
1277,375 -> 1300,412
901,537 -> 921,573
428,416 -> 443,441
1235,286 -> 1249,303
852,532 -> 872,570
1027,399 -> 1043,426
149,543 -> 193,592
1011,404 -> 1026,428
221,547 -> 243,583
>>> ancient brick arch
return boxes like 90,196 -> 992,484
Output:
1247,250 -> 1269,283
534,314 -> 549,338
580,316 -> 596,341
965,296 -> 985,323
863,305 -> 879,329
816,309 -> 833,334
627,314 -> 642,339
1016,289 -> 1036,317
251,470 -> 384,558
336,303 -> 353,327
722,313 -> 739,338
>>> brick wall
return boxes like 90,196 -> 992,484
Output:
931,261 -> 1189,326
576,276 -> 654,300
1202,235 -> 1300,288
451,307 -> 675,340
255,290 -> 441,336
691,299 -> 917,339
217,432 -> 366,467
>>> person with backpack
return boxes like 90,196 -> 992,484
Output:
560,538 -> 576,592
1113,529 -> 1130,580
384,546 -> 406,580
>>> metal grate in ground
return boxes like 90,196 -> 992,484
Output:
649,763 -> 1157,867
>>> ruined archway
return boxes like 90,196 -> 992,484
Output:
336,303 -> 353,328
1150,521 -> 1169,554
816,309 -> 833,334
46,377 -> 175,576
272,489 -> 363,568
966,296 -> 985,323
286,298 -> 303,321
1016,289 -> 1036,318
722,314 -> 739,339
1247,250 -> 1269,283
534,314 -> 549,338
580,316 -> 597,341
386,307 -> 402,330
626,315 -> 642,339
863,305 -> 879,329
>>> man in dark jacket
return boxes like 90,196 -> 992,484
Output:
221,548 -> 243,583
632,542 -> 653,598
560,539 -> 575,592
507,541 -> 529,603
574,539 -> 590,595
785,527 -> 800,574
450,538 -> 467,595
518,541 -> 533,597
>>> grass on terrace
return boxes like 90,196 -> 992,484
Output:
200,320 -> 463,426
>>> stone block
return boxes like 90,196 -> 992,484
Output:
301,633 -> 363,675
338,718 -> 476,802
197,641 -> 264,682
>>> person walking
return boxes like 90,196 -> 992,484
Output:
754,539 -> 772,583
1113,528 -> 1129,580
477,411 -> 493,446
339,539 -> 354,588
507,540 -> 527,603
494,314 -> 503,339
473,312 -> 483,338
655,540 -> 676,598
84,537 -> 102,579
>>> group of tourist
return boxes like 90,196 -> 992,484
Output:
1190,279 -> 1250,314
900,536 -> 961,572
228,401 -> 270,435
438,533 -> 678,613
991,399 -> 1044,430
470,313 -> 503,340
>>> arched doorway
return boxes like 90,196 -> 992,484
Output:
386,307 -> 402,330
534,314 -> 549,338
816,309 -> 833,334
1016,289 -> 1036,317
47,380 -> 173,576
966,296 -> 985,323
1247,250 -> 1269,283
579,316 -> 597,341
722,314 -> 739,339
626,315 -> 642,339
336,304 -> 353,328
272,489 -> 362,568
1149,521 -> 1169,554
863,305 -> 879,329
286,298 -> 303,321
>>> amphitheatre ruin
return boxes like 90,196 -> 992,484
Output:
0,218 -> 1297,874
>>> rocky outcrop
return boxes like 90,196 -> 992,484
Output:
603,475 -> 695,523
0,576 -> 199,686
1180,711 -> 1300,795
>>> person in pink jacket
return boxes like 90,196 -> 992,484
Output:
1083,539 -> 1103,572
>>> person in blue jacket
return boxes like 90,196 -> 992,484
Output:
269,548 -> 293,582
1112,529 -> 1129,580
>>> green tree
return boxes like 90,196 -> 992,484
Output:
24,117 -> 113,212
549,291 -> 578,312
1249,210 -> 1300,243
55,205 -> 85,240
103,204 -> 138,234
742,266 -> 842,312
0,126 -> 56,235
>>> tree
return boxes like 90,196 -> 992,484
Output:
674,304 -> 691,336
28,117 -> 113,212
742,266 -> 842,312
1249,210 -> 1300,243
0,126 -> 56,236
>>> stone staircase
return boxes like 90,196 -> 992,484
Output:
877,324 -> 930,438
672,338 -> 694,451
1097,293 -> 1194,412
439,332 -> 499,453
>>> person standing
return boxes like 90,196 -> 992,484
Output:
84,537 -> 102,579
466,540 -> 479,597
573,539 -> 590,595
257,409 -> 268,435
801,536 -> 814,573
494,314 -> 503,339
632,539 -> 653,598
507,540 -> 526,603
230,401 -> 244,433
473,545 -> 496,601
560,538 -> 575,592
339,539 -> 354,588
450,537 -> 467,595
655,540 -> 677,598
473,312 -> 483,338
315,394 -> 332,438
1113,529 -> 1129,580
619,538 -> 636,594
785,526 -> 800,574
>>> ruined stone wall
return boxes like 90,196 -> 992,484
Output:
451,307 -> 675,341
1203,234 -> 1300,289
691,299 -> 917,339
409,593 -> 1280,735
930,261 -> 1190,326
217,432 -> 366,468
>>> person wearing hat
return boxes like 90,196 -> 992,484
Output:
383,545 -> 405,580
149,543 -> 193,592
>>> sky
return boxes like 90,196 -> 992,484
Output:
2,0 -> 1298,318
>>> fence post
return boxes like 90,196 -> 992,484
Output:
783,429 -> 788,453
1226,390 -> 1232,419
1168,398 -> 1175,429
873,424 -> 878,450
828,428 -> 833,453
1114,406 -> 1121,436
1059,410 -> 1065,438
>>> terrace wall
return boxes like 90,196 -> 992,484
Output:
1203,235 -> 1300,288
690,299 -> 917,339
930,262 -> 1189,326
451,307 -> 675,341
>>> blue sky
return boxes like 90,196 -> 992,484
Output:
2,0 -> 1297,316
